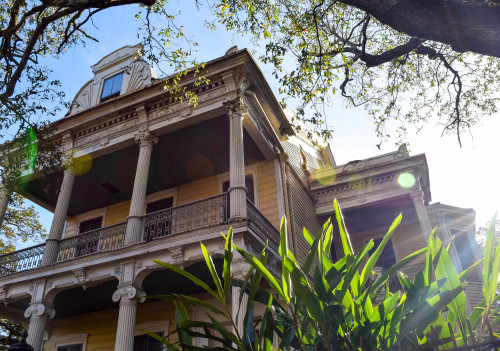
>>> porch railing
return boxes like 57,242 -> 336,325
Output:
246,200 -> 280,249
0,244 -> 45,276
57,221 -> 127,261
385,262 -> 426,291
142,193 -> 228,241
0,193 -> 283,276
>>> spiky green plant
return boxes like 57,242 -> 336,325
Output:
145,200 -> 500,350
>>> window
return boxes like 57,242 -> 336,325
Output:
452,229 -> 477,279
222,174 -> 255,204
134,332 -> 164,351
76,217 -> 103,257
101,73 -> 123,101
57,344 -> 82,351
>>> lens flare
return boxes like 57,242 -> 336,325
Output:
72,153 -> 93,175
398,172 -> 416,188
314,167 -> 336,185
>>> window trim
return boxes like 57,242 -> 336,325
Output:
52,333 -> 88,351
144,188 -> 177,213
217,165 -> 259,208
100,72 -> 124,101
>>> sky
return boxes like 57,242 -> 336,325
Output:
23,1 -> 500,239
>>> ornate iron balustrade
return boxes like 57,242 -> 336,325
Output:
246,200 -> 280,249
142,193 -> 228,241
0,244 -> 45,276
385,262 -> 426,292
57,222 -> 127,261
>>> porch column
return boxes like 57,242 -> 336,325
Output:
231,262 -> 248,336
410,190 -> 433,244
124,129 -> 158,245
224,97 -> 247,221
113,286 -> 145,351
24,303 -> 55,351
0,185 -> 12,229
435,211 -> 463,272
42,170 -> 76,265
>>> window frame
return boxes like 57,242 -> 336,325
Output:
52,333 -> 88,351
100,72 -> 124,102
217,166 -> 259,208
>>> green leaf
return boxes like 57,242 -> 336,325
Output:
361,214 -> 401,286
489,214 -> 500,301
279,216 -> 291,301
483,213 -> 498,307
152,259 -> 221,302
223,228 -> 234,305
147,293 -> 229,319
201,242 -> 224,301
233,244 -> 287,301
334,198 -> 353,256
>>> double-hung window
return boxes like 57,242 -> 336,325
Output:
101,73 -> 123,101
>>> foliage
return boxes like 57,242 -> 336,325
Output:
150,200 -> 500,350
0,193 -> 47,255
0,319 -> 26,351
212,0 -> 500,146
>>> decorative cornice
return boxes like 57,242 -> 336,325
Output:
112,286 -> 145,304
24,302 -> 55,319
134,127 -> 158,148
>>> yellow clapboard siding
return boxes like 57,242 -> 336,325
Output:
105,201 -> 131,226
43,301 -> 179,351
257,161 -> 279,229
177,176 -> 219,205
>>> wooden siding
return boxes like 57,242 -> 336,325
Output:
63,160 -> 280,237
288,167 -> 321,265
43,301 -> 176,351
257,161 -> 279,229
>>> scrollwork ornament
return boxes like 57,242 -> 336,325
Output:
24,303 -> 55,319
134,128 -> 158,148
223,96 -> 247,118
112,286 -> 146,304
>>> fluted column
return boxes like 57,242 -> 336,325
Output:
410,190 -> 433,243
231,262 -> 249,336
224,97 -> 247,221
435,211 -> 463,272
125,129 -> 158,245
42,170 -> 76,265
0,185 -> 12,229
113,286 -> 145,351
24,303 -> 55,351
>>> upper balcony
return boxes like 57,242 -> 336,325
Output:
0,195 -> 279,278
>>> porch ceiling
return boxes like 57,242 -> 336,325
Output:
21,115 -> 265,216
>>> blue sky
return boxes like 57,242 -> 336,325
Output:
26,2 -> 500,237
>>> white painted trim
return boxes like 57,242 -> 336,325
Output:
144,187 -> 178,213
217,164 -> 259,208
274,158 -> 286,220
52,333 -> 88,351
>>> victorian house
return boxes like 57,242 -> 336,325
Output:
0,45 -> 482,351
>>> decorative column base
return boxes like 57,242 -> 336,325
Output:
25,303 -> 55,351
113,286 -> 145,351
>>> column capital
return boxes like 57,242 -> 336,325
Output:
24,302 -> 55,319
112,286 -> 145,305
224,96 -> 247,117
134,127 -> 158,148
410,190 -> 424,202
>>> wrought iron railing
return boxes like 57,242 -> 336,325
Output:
246,200 -> 280,249
57,222 -> 127,261
384,262 -> 426,291
142,193 -> 228,241
0,244 -> 45,276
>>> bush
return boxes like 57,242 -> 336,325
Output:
147,200 -> 500,350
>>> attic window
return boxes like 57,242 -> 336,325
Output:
101,73 -> 123,101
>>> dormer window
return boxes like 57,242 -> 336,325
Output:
101,72 -> 123,101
